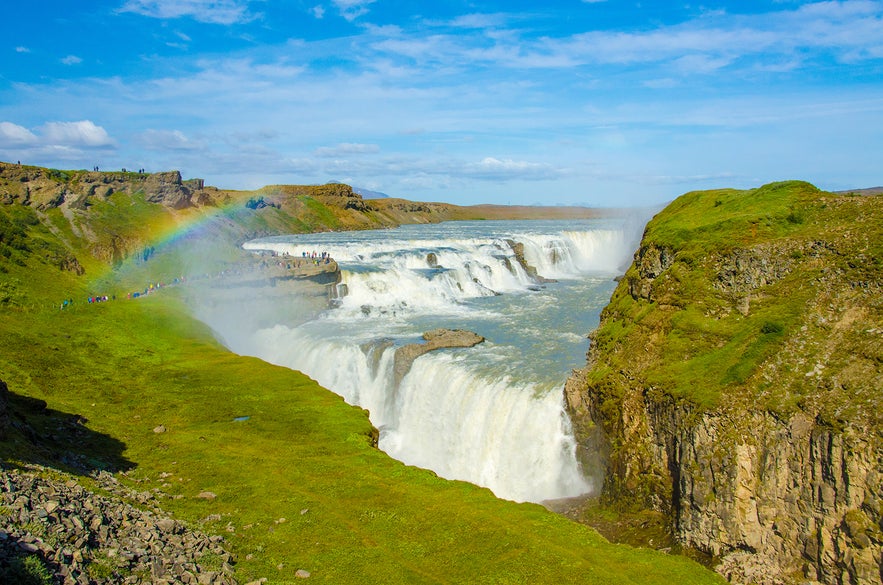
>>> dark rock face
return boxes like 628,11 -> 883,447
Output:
0,466 -> 238,585
626,244 -> 673,301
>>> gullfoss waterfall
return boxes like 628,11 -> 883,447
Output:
202,220 -> 640,503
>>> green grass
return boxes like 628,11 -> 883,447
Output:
3,555 -> 55,585
0,195 -> 724,584
589,180 -> 883,417
643,181 -> 822,254
301,196 -> 342,230
0,293 -> 723,584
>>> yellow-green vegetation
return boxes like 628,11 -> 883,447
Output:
0,163 -> 724,583
582,179 -> 882,474
569,181 -> 883,510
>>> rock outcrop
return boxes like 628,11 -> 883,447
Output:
565,182 -> 883,585
0,163 -> 215,212
393,329 -> 485,387
506,240 -> 556,284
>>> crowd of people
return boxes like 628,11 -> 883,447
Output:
302,250 -> 333,265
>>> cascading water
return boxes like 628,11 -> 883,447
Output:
203,219 -> 642,503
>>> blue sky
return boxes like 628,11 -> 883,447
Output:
1,1 -> 881,206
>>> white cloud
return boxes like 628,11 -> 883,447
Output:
0,122 -> 39,146
643,78 -> 679,89
332,0 -> 375,21
314,143 -> 380,156
41,121 -> 115,147
672,54 -> 733,74
353,1 -> 883,76
446,13 -> 511,29
0,121 -> 116,166
119,0 -> 254,25
15,46 -> 30,53
311,5 -> 325,19
61,55 -> 83,65
461,157 -> 560,181
138,129 -> 202,150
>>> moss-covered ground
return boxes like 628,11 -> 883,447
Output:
589,181 -> 883,424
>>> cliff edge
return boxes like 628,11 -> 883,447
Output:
565,181 -> 883,585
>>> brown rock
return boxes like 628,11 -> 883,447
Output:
393,329 -> 484,387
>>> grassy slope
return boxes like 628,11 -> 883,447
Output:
589,180 -> 882,429
0,169 -> 723,583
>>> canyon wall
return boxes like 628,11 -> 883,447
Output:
566,182 -> 883,584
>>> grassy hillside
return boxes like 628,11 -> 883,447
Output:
0,163 -> 723,584
589,181 -> 882,423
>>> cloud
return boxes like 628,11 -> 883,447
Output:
40,121 -> 115,147
61,55 -> 83,65
0,121 -> 116,166
332,0 -> 375,21
15,46 -> 30,53
461,157 -> 560,181
445,13 -> 512,29
353,1 -> 883,77
311,5 -> 325,19
119,0 -> 254,24
314,143 -> 380,157
138,129 -> 202,150
0,122 -> 39,146
672,54 -> 733,74
643,78 -> 679,89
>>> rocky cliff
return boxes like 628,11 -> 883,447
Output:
0,163 -> 214,211
565,181 -> 883,584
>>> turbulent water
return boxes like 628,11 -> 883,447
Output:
202,218 -> 643,503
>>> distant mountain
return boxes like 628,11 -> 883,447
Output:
352,186 -> 391,199
834,186 -> 883,195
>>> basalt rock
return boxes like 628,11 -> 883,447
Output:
393,329 -> 485,387
0,465 -> 238,585
505,240 -> 556,284
142,171 -> 194,209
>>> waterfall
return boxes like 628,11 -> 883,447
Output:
222,219 -> 639,502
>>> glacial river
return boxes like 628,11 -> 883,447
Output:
198,218 -> 643,503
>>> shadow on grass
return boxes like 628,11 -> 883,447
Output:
0,379 -> 134,475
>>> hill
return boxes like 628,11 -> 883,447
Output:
565,181 -> 883,584
0,161 -> 722,584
